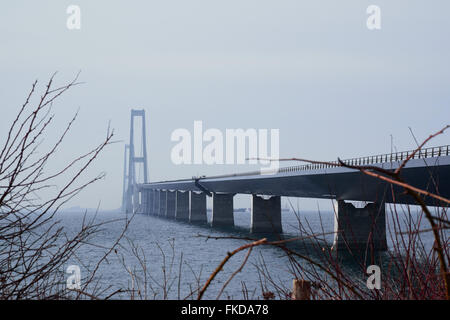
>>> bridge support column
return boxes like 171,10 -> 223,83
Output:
133,189 -> 140,213
332,200 -> 387,252
153,190 -> 160,215
175,191 -> 189,221
189,192 -> 207,223
166,191 -> 176,218
141,190 -> 148,215
151,190 -> 157,215
147,190 -> 154,214
251,195 -> 282,233
143,190 -> 150,215
159,191 -> 167,217
212,193 -> 234,227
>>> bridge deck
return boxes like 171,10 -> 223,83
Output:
140,146 -> 450,206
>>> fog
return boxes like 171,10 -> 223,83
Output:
1,1 -> 449,210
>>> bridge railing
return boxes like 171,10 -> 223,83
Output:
278,145 -> 450,174
143,145 -> 449,183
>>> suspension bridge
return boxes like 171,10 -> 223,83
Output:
122,109 -> 450,251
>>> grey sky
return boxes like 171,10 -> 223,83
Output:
1,1 -> 449,210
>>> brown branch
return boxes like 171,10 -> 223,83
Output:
216,247 -> 253,299
395,125 -> 449,175
350,166 -> 450,206
197,238 -> 268,300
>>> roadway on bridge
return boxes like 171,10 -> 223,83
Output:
140,155 -> 450,206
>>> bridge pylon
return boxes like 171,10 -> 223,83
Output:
121,144 -> 130,212
123,109 -> 149,213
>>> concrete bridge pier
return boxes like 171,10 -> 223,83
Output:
144,190 -> 151,215
159,190 -> 167,217
166,191 -> 176,218
141,190 -> 148,215
133,189 -> 140,213
153,190 -> 160,216
149,190 -> 155,214
332,200 -> 387,252
189,192 -> 207,223
144,190 -> 149,214
175,191 -> 190,221
251,195 -> 282,233
212,193 -> 234,227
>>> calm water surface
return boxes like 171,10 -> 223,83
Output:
56,207 -> 440,299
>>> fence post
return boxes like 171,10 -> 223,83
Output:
292,279 -> 311,300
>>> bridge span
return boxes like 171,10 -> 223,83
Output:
123,110 -> 450,252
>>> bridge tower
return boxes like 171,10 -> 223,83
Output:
121,144 -> 130,212
123,109 -> 149,213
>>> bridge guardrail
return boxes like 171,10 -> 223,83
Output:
146,145 -> 450,184
278,145 -> 450,174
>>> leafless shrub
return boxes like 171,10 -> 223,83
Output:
115,237 -> 204,300
0,73 -> 130,299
